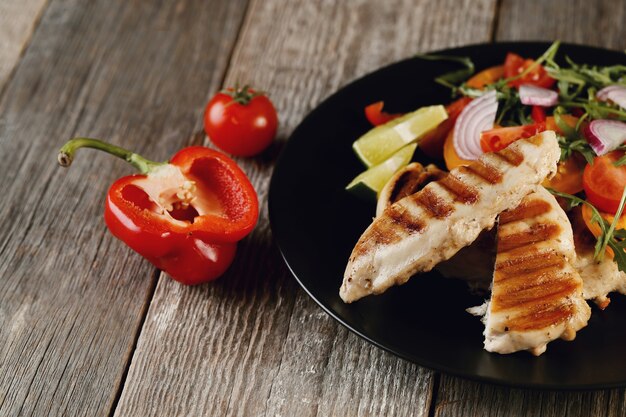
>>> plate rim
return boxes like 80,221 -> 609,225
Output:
268,40 -> 626,391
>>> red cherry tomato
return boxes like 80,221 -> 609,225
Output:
583,151 -> 626,214
204,86 -> 278,157
503,52 -> 555,88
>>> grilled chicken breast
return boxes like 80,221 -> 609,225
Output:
469,186 -> 591,355
569,206 -> 626,309
376,163 -> 447,217
340,131 -> 560,303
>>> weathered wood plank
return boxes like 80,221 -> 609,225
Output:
113,0 -> 497,416
495,0 -> 626,47
0,0 -> 48,92
0,0 -> 248,416
435,1 -> 626,416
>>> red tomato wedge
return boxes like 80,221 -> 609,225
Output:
364,101 -> 402,126
480,123 -> 545,153
504,52 -> 555,88
583,151 -> 626,214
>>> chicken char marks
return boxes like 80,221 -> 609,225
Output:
340,131 -> 560,303
474,186 -> 590,356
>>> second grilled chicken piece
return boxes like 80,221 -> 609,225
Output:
469,186 -> 591,355
340,131 -> 560,303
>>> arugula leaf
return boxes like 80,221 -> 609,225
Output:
611,145 -> 626,167
547,187 -> 626,272
553,108 -> 596,163
607,239 -> 626,271
415,54 -> 475,90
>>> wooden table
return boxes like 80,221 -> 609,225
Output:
1,0 -> 625,415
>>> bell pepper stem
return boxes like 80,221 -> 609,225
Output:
58,137 -> 165,174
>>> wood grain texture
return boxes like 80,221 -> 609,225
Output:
0,0 -> 248,416
113,0 -> 497,416
496,0 -> 626,48
0,0 -> 48,92
434,1 -> 626,416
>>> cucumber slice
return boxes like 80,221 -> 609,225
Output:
346,143 -> 417,200
353,105 -> 447,168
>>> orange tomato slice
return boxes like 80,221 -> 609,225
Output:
581,203 -> 626,258
443,128 -> 474,170
466,65 -> 505,89
543,154 -> 585,195
420,97 -> 472,159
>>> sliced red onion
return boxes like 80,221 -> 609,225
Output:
597,85 -> 626,110
584,119 -> 626,156
453,90 -> 498,160
519,84 -> 558,107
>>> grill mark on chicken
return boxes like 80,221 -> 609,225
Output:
524,135 -> 544,146
411,188 -> 453,219
492,276 -> 579,312
341,131 -> 561,304
351,221 -> 402,258
504,303 -> 576,332
389,166 -> 446,204
468,185 -> 590,354
495,265 -> 569,290
496,251 -> 564,276
497,223 -> 561,252
494,147 -> 524,166
387,205 -> 425,234
438,174 -> 479,204
463,161 -> 503,184
499,199 -> 552,224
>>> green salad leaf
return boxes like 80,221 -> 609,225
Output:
415,54 -> 475,91
547,187 -> 626,272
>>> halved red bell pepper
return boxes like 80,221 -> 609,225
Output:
58,138 -> 259,285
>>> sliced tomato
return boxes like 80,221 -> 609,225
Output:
480,123 -> 545,153
545,114 -> 579,133
582,203 -> 626,239
443,128 -> 473,170
466,65 -> 504,89
581,203 -> 624,260
504,52 -> 555,88
543,153 -> 585,194
364,101 -> 402,126
420,97 -> 472,159
583,151 -> 626,214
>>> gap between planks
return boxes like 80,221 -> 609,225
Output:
0,0 -> 50,99
107,268 -> 159,417
105,1 -> 255,416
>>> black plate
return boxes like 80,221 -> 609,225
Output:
268,42 -> 626,389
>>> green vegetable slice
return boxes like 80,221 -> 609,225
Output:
346,143 -> 417,200
353,105 -> 447,168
